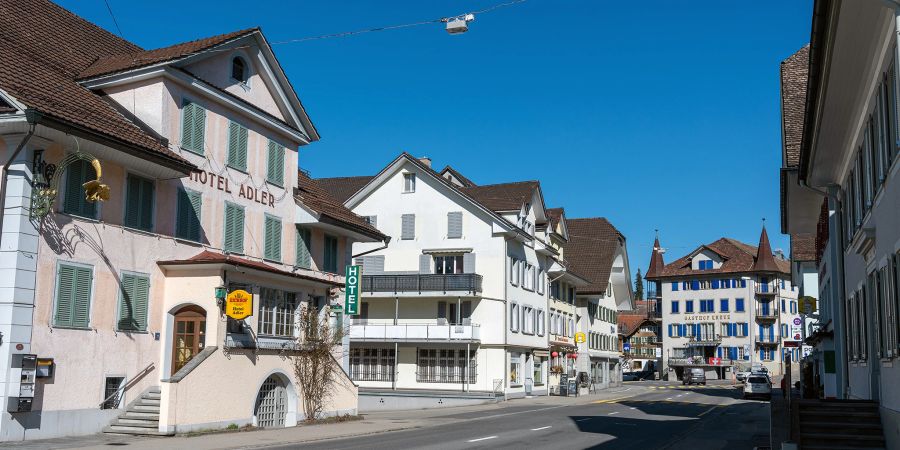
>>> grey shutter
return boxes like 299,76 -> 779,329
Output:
437,301 -> 447,319
461,301 -> 472,320
463,253 -> 476,274
362,255 -> 384,275
296,227 -> 311,268
447,212 -> 462,238
401,214 -> 415,240
419,254 -> 431,274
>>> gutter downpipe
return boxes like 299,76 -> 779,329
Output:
351,236 -> 391,259
0,110 -> 39,249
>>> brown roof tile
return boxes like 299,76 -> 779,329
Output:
752,227 -> 781,273
645,236 -> 665,278
563,218 -> 624,294
158,250 -> 343,286
647,236 -> 789,279
460,181 -> 538,212
79,28 -> 257,79
296,171 -> 384,241
781,45 -> 809,169
316,176 -> 374,203
439,165 -> 477,187
790,232 -> 816,262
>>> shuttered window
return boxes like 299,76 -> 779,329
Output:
296,227 -> 312,269
181,100 -> 206,154
117,273 -> 150,332
324,234 -> 338,273
223,202 -> 245,254
63,159 -> 97,218
176,188 -> 202,241
124,174 -> 154,231
54,263 -> 92,328
266,140 -> 285,185
401,214 -> 415,240
227,121 -> 249,171
264,214 -> 282,262
447,211 -> 462,239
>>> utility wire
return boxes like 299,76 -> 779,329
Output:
103,0 -> 126,40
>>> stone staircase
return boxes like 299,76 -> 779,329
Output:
797,399 -> 885,449
103,387 -> 171,436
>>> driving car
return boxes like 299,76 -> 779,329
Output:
683,367 -> 706,385
743,375 -> 772,400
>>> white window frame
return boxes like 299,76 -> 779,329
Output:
510,302 -> 520,332
403,172 -> 416,193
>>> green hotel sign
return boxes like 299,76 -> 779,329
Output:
344,265 -> 360,315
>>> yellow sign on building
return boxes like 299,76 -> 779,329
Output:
799,296 -> 817,315
575,332 -> 586,343
225,289 -> 253,320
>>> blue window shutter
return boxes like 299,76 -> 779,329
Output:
691,280 -> 699,290
672,282 -> 678,291
741,279 -> 746,288
712,279 -> 719,289
668,325 -> 673,337
742,323 -> 748,336
717,347 -> 722,358
682,281 -> 688,290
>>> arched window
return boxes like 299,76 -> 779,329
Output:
232,57 -> 248,83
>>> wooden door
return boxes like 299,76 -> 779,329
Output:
172,306 -> 205,375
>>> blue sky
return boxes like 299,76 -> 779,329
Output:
61,0 -> 812,281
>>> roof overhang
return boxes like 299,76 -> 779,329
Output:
158,256 -> 343,287
781,168 -> 825,235
295,201 -> 383,242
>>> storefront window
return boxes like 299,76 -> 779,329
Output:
510,353 -> 521,385
533,357 -> 543,384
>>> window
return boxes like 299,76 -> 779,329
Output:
363,216 -> 377,227
117,272 -> 150,332
533,356 -> 543,384
124,174 -> 154,231
672,282 -> 679,292
537,310 -> 545,336
523,307 -> 535,334
223,202 -> 245,254
323,234 -> 338,273
227,121 -> 249,171
434,255 -> 464,274
720,298 -> 729,312
180,100 -> 206,154
700,299 -> 714,313
63,159 -> 97,218
537,270 -> 545,295
350,348 -> 395,382
101,377 -> 125,410
231,56 -> 248,83
258,288 -> 298,337
509,354 -> 521,385
266,140 -> 285,185
54,263 -> 92,328
296,227 -> 312,269
447,211 -> 463,238
671,301 -> 679,314
264,214 -> 282,262
523,263 -> 536,291
401,214 -> 415,240
176,188 -> 202,241
685,300 -> 694,313
403,173 -> 416,192
698,260 -> 712,270
736,298 -> 745,312
510,303 -> 519,331
417,349 -> 475,383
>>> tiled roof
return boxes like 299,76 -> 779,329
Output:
781,45 -> 809,169
751,227 -> 781,273
460,181 -> 538,212
439,165 -> 477,187
618,302 -> 655,337
296,171 -> 385,241
645,237 -> 665,278
646,236 -> 789,279
790,232 -> 816,262
0,0 -> 192,170
315,176 -> 374,203
563,218 -> 624,294
79,28 -> 257,79
0,96 -> 15,113
157,250 -> 343,286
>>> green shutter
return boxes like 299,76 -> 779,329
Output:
187,190 -> 202,241
267,140 -> 284,185
224,202 -> 244,253
55,265 -> 75,327
124,175 -> 154,231
264,215 -> 281,261
72,266 -> 92,328
177,189 -> 202,241
227,122 -> 248,171
63,160 -> 96,218
118,273 -> 149,331
296,227 -> 311,269
56,264 -> 92,328
181,102 -> 205,154
192,104 -> 205,153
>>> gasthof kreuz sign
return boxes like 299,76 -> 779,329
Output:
345,265 -> 360,315
225,289 -> 253,320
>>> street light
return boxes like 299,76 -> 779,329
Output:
444,14 -> 475,34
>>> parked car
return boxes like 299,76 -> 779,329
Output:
736,371 -> 750,382
623,372 -> 640,381
636,370 -> 656,380
683,367 -> 706,385
743,375 -> 772,400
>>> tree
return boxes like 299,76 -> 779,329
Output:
292,305 -> 346,421
634,268 -> 644,300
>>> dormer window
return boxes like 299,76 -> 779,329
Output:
231,57 -> 249,84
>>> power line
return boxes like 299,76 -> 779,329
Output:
102,0 -> 126,40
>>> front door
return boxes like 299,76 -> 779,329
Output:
172,306 -> 206,375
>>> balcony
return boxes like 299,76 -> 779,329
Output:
361,274 -> 483,296
349,321 -> 481,343
754,285 -> 779,296
756,334 -> 780,346
686,334 -> 721,346
755,309 -> 778,321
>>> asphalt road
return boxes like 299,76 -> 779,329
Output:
274,381 -> 770,450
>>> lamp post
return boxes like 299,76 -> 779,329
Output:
742,276 -> 754,371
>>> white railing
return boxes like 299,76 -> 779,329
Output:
350,322 -> 481,342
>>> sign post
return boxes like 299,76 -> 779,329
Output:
345,265 -> 360,315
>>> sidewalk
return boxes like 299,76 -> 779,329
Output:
2,385 -> 641,450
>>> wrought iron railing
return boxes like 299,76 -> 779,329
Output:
361,274 -> 483,294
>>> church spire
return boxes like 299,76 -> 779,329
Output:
646,231 -> 665,278
751,222 -> 779,273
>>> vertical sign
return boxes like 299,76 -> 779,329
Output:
345,265 -> 360,315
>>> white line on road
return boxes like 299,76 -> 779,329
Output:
468,436 -> 498,442
666,397 -> 673,400
629,407 -> 637,410
575,418 -> 591,422
531,426 -> 552,431
608,411 -> 620,415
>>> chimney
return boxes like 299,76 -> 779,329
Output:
419,156 -> 432,168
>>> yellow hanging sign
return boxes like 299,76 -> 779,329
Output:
575,332 -> 586,343
799,296 -> 817,315
225,289 -> 253,320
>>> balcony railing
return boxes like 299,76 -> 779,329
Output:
755,309 -> 778,320
756,334 -> 780,345
687,334 -> 721,346
361,274 -> 483,294
349,321 -> 481,342
754,285 -> 779,295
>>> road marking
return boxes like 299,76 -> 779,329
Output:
593,396 -> 631,404
575,418 -> 591,422
531,426 -> 552,431
698,405 -> 721,417
473,405 -> 568,420
666,397 -> 673,400
607,411 -> 620,415
468,436 -> 498,442
629,407 -> 637,410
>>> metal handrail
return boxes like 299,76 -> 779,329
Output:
99,361 -> 154,409
361,273 -> 483,294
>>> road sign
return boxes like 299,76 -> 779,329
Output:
344,265 -> 360,315
623,342 -> 631,352
793,317 -> 802,326
655,347 -> 662,358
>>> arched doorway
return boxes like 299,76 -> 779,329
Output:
255,375 -> 288,427
171,305 -> 206,376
